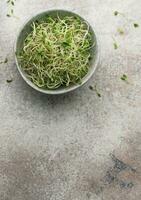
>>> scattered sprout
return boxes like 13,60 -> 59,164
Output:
120,74 -> 128,83
113,11 -> 139,30
0,57 -> 8,64
89,85 -> 101,97
7,0 -> 15,17
113,11 -> 126,19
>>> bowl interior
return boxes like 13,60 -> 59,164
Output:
15,10 -> 98,94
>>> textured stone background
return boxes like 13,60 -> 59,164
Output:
0,0 -> 141,199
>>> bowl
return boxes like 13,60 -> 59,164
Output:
15,10 -> 99,95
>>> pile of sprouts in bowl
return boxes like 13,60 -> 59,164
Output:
17,11 -> 97,91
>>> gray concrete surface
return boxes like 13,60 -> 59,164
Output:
0,0 -> 141,199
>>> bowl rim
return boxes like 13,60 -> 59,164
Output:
14,9 -> 100,95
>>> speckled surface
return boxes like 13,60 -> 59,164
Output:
0,0 -> 141,199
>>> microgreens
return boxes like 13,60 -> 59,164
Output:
18,15 -> 94,89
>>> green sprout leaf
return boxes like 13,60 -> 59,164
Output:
134,23 -> 139,28
6,14 -> 11,17
4,58 -> 8,63
11,1 -> 14,6
120,74 -> 128,83
114,11 -> 119,16
0,57 -> 8,64
113,42 -> 118,49
89,85 -> 94,91
6,79 -> 13,83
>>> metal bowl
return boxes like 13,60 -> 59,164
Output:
15,10 -> 99,95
